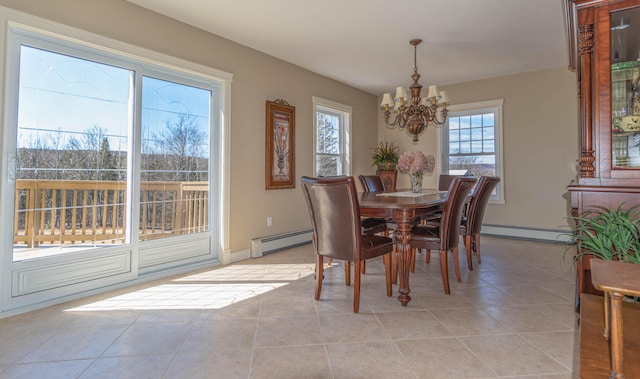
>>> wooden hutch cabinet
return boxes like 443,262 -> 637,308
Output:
566,0 -> 640,309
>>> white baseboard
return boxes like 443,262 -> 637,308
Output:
230,249 -> 252,263
481,224 -> 571,243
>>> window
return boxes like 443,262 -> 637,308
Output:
440,99 -> 504,202
313,97 -> 351,176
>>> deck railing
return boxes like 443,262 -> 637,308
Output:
14,180 -> 209,247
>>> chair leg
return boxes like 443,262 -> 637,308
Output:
475,234 -> 482,264
453,247 -> 461,283
383,254 -> 392,297
345,261 -> 351,286
410,248 -> 416,273
361,261 -> 366,274
392,245 -> 398,285
315,255 -> 324,300
464,235 -> 473,271
425,249 -> 431,264
353,260 -> 362,313
440,250 -> 450,294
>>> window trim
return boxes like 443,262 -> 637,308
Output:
312,96 -> 352,176
437,99 -> 504,203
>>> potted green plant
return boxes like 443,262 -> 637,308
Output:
566,203 -> 640,306
566,204 -> 640,264
371,140 -> 399,191
371,140 -> 399,170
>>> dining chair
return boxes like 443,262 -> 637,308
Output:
423,173 -> 470,225
358,175 -> 388,236
438,174 -> 461,191
438,173 -> 474,191
323,175 -> 385,273
359,174 -> 385,192
460,176 -> 500,271
301,176 -> 393,313
408,176 -> 476,294
425,172 -> 476,224
358,174 -> 401,277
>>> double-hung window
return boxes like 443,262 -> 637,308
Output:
441,99 -> 504,202
313,97 -> 351,176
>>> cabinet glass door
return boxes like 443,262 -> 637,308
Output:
611,7 -> 640,168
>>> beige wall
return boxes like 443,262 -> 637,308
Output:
379,67 -> 580,231
0,0 -> 379,256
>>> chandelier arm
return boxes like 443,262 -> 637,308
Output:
383,111 -> 398,128
383,111 -> 408,129
398,112 -> 409,129
428,106 -> 449,126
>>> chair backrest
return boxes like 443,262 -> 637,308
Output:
464,176 -> 501,235
438,173 -> 474,191
301,176 -> 361,262
358,175 -> 385,192
439,177 -> 477,249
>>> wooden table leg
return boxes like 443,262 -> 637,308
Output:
609,292 -> 625,379
393,210 -> 413,306
394,233 -> 411,306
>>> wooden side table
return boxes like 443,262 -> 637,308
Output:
590,259 -> 640,379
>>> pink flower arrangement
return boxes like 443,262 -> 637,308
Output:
397,151 -> 435,175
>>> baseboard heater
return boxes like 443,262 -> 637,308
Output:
250,229 -> 313,258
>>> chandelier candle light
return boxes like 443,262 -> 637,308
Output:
380,39 -> 449,142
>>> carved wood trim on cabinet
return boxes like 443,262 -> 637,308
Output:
579,21 -> 595,178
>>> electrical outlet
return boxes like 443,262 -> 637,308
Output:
267,216 -> 272,226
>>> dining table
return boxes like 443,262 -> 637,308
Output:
359,188 -> 448,307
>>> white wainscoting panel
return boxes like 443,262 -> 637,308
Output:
139,237 -> 211,269
12,251 -> 131,297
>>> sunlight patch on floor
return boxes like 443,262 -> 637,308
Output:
65,262 -> 316,311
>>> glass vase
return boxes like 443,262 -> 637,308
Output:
410,172 -> 423,193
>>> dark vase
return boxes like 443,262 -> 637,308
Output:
376,168 -> 397,192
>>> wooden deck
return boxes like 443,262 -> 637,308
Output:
14,179 -> 208,247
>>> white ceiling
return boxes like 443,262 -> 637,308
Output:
128,0 -> 569,95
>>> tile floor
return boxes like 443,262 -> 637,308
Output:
0,236 -> 579,378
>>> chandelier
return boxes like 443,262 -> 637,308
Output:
380,39 -> 449,142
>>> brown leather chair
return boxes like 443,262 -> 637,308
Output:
425,172 -> 476,223
301,176 -> 393,313
358,175 -> 389,236
438,173 -> 475,191
359,174 -> 401,278
359,175 -> 385,192
460,176 -> 500,271
408,176 -> 476,294
324,175 -> 386,273
423,174 -> 471,224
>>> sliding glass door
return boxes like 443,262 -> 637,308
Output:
1,24 -> 226,306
